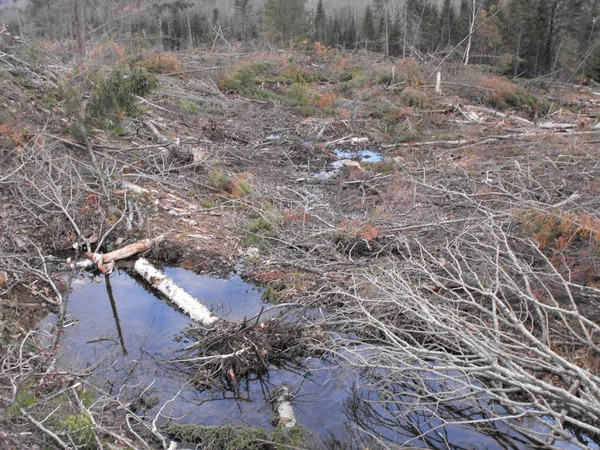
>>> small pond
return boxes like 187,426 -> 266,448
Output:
313,148 -> 383,180
39,267 -> 597,449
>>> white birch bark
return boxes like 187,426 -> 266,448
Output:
273,384 -> 296,429
134,258 -> 219,327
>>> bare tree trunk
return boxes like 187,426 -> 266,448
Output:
463,0 -> 477,65
384,13 -> 389,55
74,0 -> 85,61
186,12 -> 193,50
402,3 -> 407,59
158,15 -> 163,49
514,24 -> 522,77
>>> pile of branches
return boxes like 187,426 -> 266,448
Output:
240,124 -> 600,447
313,153 -> 600,448
174,319 -> 324,396
0,328 -> 176,449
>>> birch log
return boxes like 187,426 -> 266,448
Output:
273,384 -> 296,429
75,238 -> 162,273
134,258 -> 219,327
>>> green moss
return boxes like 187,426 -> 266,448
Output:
163,423 -> 272,450
338,71 -> 353,82
284,83 -> 312,106
79,390 -> 95,408
282,68 -> 312,84
483,87 -> 553,115
163,423 -> 309,449
362,160 -> 395,174
245,212 -> 281,248
261,286 -> 281,303
235,180 -> 253,197
200,198 -> 217,209
271,426 -> 308,448
387,118 -> 419,143
246,217 -> 276,245
208,169 -> 230,190
58,78 -> 82,114
7,388 -> 36,418
37,89 -> 58,109
70,122 -> 88,142
219,62 -> 278,99
362,100 -> 396,119
377,70 -> 394,85
400,88 -> 428,108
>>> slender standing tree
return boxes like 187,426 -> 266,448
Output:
363,5 -> 376,50
74,0 -> 85,61
314,0 -> 326,44
373,0 -> 389,54
439,0 -> 456,49
463,0 -> 480,65
264,0 -> 307,44
234,0 -> 252,42
345,13 -> 357,48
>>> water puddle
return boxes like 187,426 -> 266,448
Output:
39,268 -> 354,446
39,268 -> 595,449
313,147 -> 383,180
333,148 -> 382,162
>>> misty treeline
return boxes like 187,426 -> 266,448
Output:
2,0 -> 599,80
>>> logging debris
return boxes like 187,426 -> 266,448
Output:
174,318 -> 325,396
134,257 -> 219,326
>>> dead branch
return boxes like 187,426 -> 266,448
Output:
20,408 -> 69,449
76,237 -> 164,273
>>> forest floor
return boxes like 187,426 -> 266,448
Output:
1,43 -> 600,449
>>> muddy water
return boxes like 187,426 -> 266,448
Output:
39,268 -> 595,449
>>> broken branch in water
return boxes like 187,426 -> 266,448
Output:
270,383 -> 297,429
134,257 -> 220,327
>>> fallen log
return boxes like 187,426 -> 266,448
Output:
537,121 -> 580,130
271,383 -> 296,429
134,258 -> 219,327
75,237 -> 162,273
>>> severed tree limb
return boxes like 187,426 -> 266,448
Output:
382,132 -> 539,149
271,383 -> 296,429
76,236 -> 164,273
134,258 -> 220,326
145,120 -> 170,145
20,408 -> 69,449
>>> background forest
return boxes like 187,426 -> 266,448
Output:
1,0 -> 600,82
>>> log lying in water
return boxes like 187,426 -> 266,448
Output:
271,383 -> 297,429
134,258 -> 219,327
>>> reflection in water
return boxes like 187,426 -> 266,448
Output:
313,148 -> 384,179
104,274 -> 127,356
39,268 -> 594,449
343,379 -> 529,449
332,350 -> 598,450
40,268 -> 352,446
